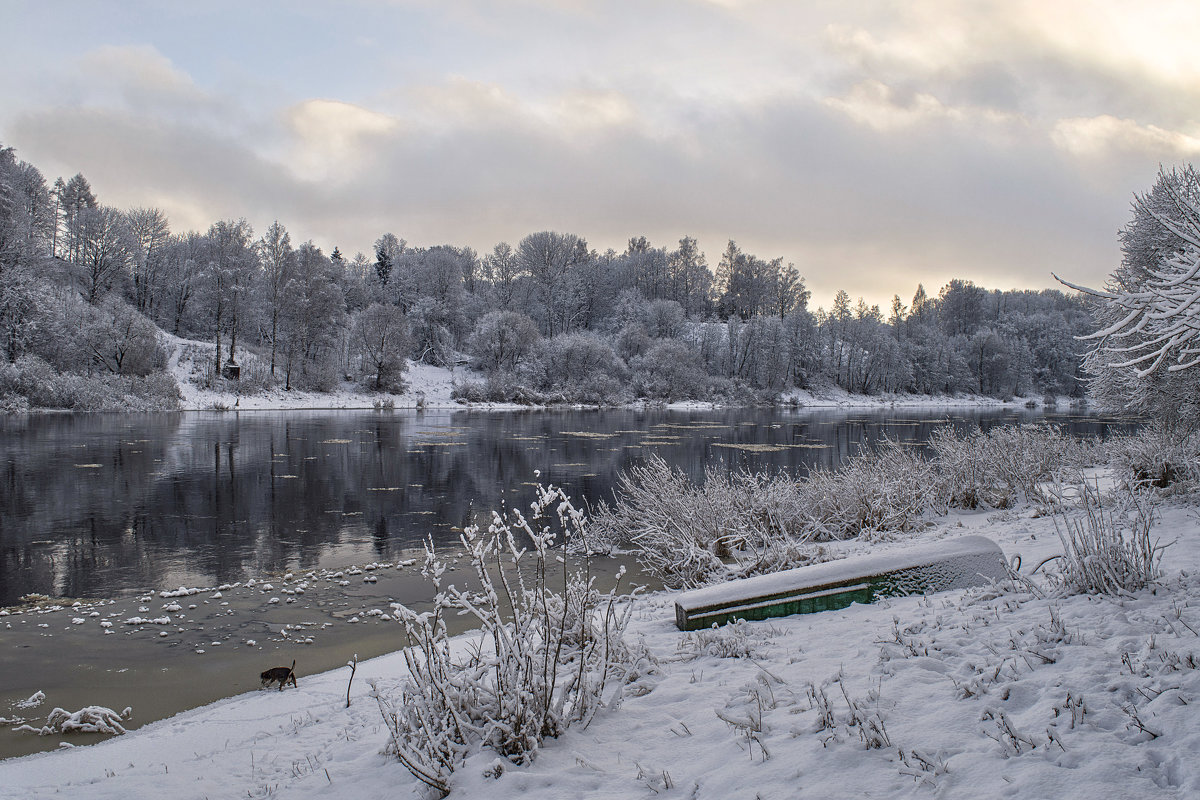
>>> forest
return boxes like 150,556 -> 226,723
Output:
0,142 -> 1093,410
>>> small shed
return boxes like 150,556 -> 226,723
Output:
674,535 -> 1010,631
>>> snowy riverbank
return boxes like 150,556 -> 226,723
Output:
164,333 -> 1057,413
3,486 -> 1196,799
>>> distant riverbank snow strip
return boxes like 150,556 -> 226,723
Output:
162,331 -> 1051,412
3,496 -> 1199,799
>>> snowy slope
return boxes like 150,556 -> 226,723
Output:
161,333 -> 483,411
2,492 -> 1197,799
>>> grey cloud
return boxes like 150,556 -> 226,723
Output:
10,76 -> 1139,309
7,2 -> 1179,311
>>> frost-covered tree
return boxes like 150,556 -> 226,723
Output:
161,232 -> 203,336
0,267 -> 42,362
413,245 -> 468,342
407,296 -> 456,367
125,207 -> 171,315
256,221 -> 295,377
468,309 -> 540,373
373,232 -> 405,292
75,206 -> 134,303
517,230 -> 583,335
351,302 -> 409,391
1058,166 -> 1200,426
57,173 -> 97,265
0,148 -> 53,270
482,241 -> 523,310
198,219 -> 256,375
938,279 -> 988,337
83,296 -> 162,376
278,242 -> 346,390
668,235 -> 712,316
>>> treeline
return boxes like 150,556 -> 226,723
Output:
0,143 -> 1091,408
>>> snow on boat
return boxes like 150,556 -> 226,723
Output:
674,535 -> 1009,630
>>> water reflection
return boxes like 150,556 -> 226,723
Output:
0,408 -> 1135,604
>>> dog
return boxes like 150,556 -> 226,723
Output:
260,659 -> 297,691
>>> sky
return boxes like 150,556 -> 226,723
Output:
3,0 -> 1198,309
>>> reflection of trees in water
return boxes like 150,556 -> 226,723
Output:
0,409 -> 1136,603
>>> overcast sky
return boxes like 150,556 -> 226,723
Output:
3,0 -> 1198,308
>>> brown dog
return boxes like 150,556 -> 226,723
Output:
260,659 -> 297,691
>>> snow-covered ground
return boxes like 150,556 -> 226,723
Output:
779,385 -> 1058,410
162,333 -> 1054,413
3,488 -> 1197,799
162,333 -> 478,411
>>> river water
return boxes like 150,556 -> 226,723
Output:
0,407 -> 1133,759
0,407 -> 1133,605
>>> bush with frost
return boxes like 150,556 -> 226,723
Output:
587,456 -> 828,589
630,339 -> 710,400
595,425 -> 1098,587
1046,482 -> 1165,596
799,438 -> 941,540
377,484 -> 638,797
523,333 -> 629,404
0,354 -> 181,411
927,424 -> 1088,509
1107,425 -> 1200,491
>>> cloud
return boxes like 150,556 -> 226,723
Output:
285,99 -> 401,180
5,3 -> 1194,307
70,44 -> 227,125
1052,116 -> 1200,160
822,80 -> 966,131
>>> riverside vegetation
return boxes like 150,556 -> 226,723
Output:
375,421 -> 1179,794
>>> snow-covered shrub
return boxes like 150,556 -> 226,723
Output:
451,373 -> 544,405
799,438 -> 941,540
630,340 -> 710,400
588,456 -> 822,588
679,619 -> 759,659
467,309 -> 540,374
379,485 -> 637,796
525,333 -> 629,404
928,424 -> 1087,509
593,441 -> 941,583
0,391 -> 29,413
981,424 -> 1082,504
1048,483 -> 1164,595
643,299 -> 687,339
0,354 -> 180,411
129,371 -> 182,410
450,378 -> 488,404
1108,425 -> 1200,491
597,424 -> 1097,587
615,322 -> 651,361
587,459 -> 728,588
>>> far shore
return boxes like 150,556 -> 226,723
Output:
174,362 -> 1073,413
